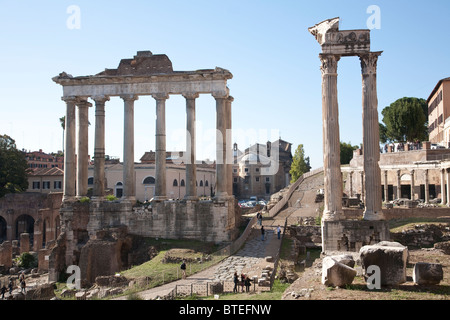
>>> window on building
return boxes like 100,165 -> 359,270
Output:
244,176 -> 250,184
266,177 -> 270,182
205,180 -> 209,187
256,177 -> 260,182
245,168 -> 249,173
32,181 -> 40,189
173,179 -> 178,187
255,168 -> 260,172
54,181 -> 62,189
143,176 -> 156,185
88,177 -> 94,185
200,180 -> 203,187
180,179 -> 185,187
43,181 -> 50,189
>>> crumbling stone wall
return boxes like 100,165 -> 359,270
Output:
391,223 -> 450,248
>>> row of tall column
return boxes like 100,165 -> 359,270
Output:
320,52 -> 384,221
62,93 -> 234,203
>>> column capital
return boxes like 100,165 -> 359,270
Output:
359,51 -> 382,75
212,91 -> 229,100
152,93 -> 169,101
120,94 -> 139,102
61,96 -> 78,103
76,99 -> 92,108
319,53 -> 340,75
182,92 -> 199,100
92,95 -> 110,104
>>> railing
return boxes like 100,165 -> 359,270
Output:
267,167 -> 324,218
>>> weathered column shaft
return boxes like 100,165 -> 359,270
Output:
349,171 -> 353,197
122,94 -> 138,201
62,97 -> 77,201
93,96 -> 109,198
410,170 -> 415,201
154,93 -> 169,200
226,96 -> 234,197
424,169 -> 429,204
360,52 -> 384,220
214,94 -> 229,199
396,170 -> 401,200
384,170 -> 389,202
441,169 -> 447,205
76,99 -> 91,198
320,54 -> 342,220
184,93 -> 199,199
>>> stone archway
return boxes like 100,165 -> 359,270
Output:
15,214 -> 35,244
0,216 -> 7,243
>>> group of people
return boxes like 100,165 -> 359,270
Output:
0,272 -> 26,299
257,211 -> 282,241
233,272 -> 253,293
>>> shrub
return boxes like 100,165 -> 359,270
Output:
17,252 -> 38,269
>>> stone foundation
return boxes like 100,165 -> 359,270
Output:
321,220 -> 390,253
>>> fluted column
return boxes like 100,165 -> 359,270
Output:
76,99 -> 91,198
441,169 -> 447,205
183,92 -> 199,200
121,94 -> 138,202
360,52 -> 384,220
153,93 -> 169,201
319,53 -> 343,221
410,170 -> 415,200
62,96 -> 77,202
213,92 -> 229,200
226,96 -> 234,197
349,171 -> 353,197
424,169 -> 429,204
92,95 -> 109,199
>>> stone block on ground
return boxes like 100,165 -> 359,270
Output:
413,262 -> 443,285
321,256 -> 357,288
434,241 -> 450,255
359,241 -> 408,286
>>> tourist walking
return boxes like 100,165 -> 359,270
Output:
20,279 -> 26,293
180,260 -> 187,279
240,273 -> 245,292
277,225 -> 282,239
261,225 -> 265,241
1,284 -> 6,299
244,276 -> 252,292
233,272 -> 239,294
8,279 -> 13,295
257,212 -> 262,226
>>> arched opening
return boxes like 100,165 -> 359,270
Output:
143,176 -> 156,201
115,182 -> 123,198
0,216 -> 7,243
15,214 -> 35,245
173,179 -> 178,187
180,179 -> 185,187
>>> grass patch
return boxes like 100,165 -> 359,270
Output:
389,217 -> 450,233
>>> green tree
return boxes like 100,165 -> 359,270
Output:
340,141 -> 359,165
380,97 -> 428,143
0,134 -> 29,198
289,144 -> 311,183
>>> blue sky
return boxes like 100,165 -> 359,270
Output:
1,0 -> 449,169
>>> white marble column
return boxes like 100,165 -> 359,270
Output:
360,52 -> 384,220
424,169 -> 429,204
447,168 -> 450,207
183,92 -> 199,200
226,96 -> 234,197
92,95 -> 109,199
213,93 -> 229,200
410,170 -> 415,201
349,171 -> 353,197
319,53 -> 343,221
153,93 -> 169,201
62,96 -> 77,202
121,94 -> 139,202
76,99 -> 91,198
441,169 -> 447,205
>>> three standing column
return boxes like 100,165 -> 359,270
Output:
360,52 -> 384,220
62,97 -> 78,201
214,93 -> 229,200
319,53 -> 343,221
76,99 -> 91,199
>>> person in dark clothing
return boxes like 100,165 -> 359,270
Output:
1,284 -> 6,299
261,225 -> 265,241
233,272 -> 239,293
240,274 -> 246,292
244,276 -> 252,292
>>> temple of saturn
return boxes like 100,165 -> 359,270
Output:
309,18 -> 390,252
50,52 -> 240,280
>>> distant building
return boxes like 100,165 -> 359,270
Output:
428,77 -> 450,146
25,149 -> 64,170
232,139 -> 293,200
27,167 -> 64,194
